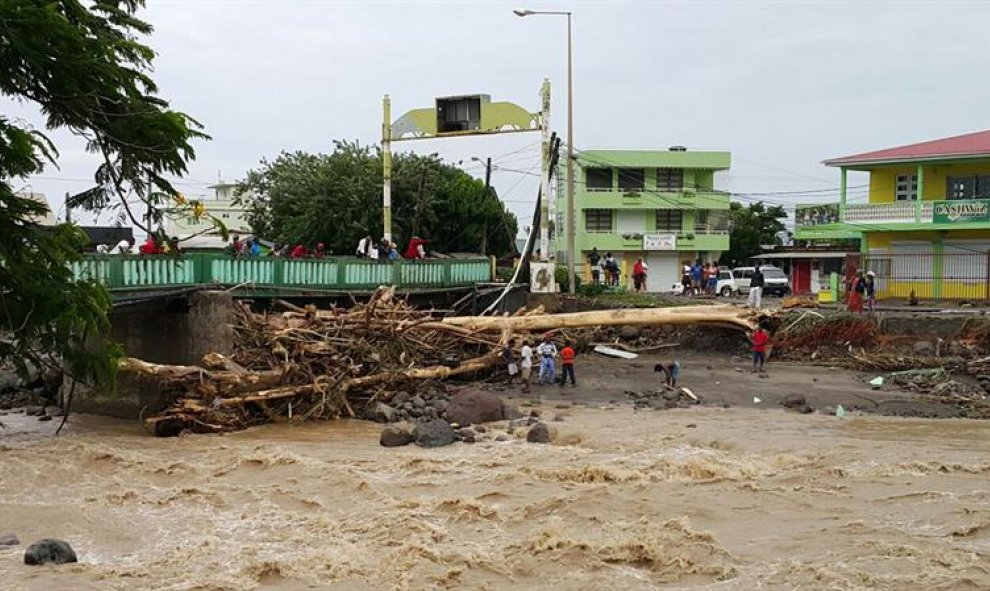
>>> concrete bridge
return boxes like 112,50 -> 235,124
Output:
71,253 -> 494,300
67,254 -> 496,423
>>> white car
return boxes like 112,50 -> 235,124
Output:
716,269 -> 740,297
732,265 -> 791,297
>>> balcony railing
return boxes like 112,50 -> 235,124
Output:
843,202 -> 934,224
798,199 -> 989,228
583,186 -> 729,195
693,224 -> 731,235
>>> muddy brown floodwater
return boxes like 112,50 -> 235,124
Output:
2,405 -> 990,591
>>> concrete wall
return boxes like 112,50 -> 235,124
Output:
70,290 -> 235,419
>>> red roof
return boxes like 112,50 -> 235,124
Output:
825,129 -> 990,167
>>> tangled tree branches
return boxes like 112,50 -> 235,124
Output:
119,291 -> 755,435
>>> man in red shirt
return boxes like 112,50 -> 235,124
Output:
751,326 -> 770,373
559,342 -> 576,387
290,244 -> 307,259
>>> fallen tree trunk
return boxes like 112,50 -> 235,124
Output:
439,305 -> 754,333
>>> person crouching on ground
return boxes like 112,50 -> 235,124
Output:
559,341 -> 576,387
654,360 -> 681,387
502,338 -> 518,385
520,339 -> 534,393
751,325 -> 770,373
537,335 -> 557,385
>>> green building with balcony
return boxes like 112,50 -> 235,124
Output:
557,148 -> 731,291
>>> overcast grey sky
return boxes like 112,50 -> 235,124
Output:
10,0 -> 990,232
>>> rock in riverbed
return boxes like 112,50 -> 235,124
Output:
24,539 -> 77,565
0,533 -> 19,546
379,426 -> 413,447
413,419 -> 457,448
526,423 -> 551,444
781,393 -> 807,409
444,391 -> 521,426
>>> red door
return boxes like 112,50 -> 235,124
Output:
792,260 -> 811,294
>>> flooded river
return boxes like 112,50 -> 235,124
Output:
1,407 -> 989,590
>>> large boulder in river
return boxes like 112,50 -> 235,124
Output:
380,426 -> 413,447
444,391 -> 521,426
412,419 -> 457,448
526,423 -> 551,444
24,538 -> 77,565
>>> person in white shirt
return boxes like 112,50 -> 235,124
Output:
356,235 -> 369,258
111,238 -> 133,255
536,335 -> 558,385
519,339 -> 534,393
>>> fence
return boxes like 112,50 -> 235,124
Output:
858,251 -> 990,300
69,254 -> 494,292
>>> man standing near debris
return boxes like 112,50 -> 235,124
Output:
520,339 -> 534,393
502,338 -> 518,385
748,265 -> 765,309
559,342 -> 576,387
588,248 -> 601,284
537,335 -> 557,385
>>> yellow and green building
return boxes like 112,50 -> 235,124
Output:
556,148 -> 731,291
796,130 -> 990,299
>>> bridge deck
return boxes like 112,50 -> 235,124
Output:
72,254 -> 494,294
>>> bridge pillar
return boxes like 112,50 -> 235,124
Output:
68,290 -> 235,420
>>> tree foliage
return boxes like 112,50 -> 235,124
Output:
723,201 -> 787,267
0,1 -> 205,382
235,142 -> 519,257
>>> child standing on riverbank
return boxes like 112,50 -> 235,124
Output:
751,326 -> 770,374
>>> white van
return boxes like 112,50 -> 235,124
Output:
731,265 -> 790,297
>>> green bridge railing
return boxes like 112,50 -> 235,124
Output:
70,254 -> 494,292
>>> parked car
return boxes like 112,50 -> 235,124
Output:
731,265 -> 790,296
716,269 -> 740,297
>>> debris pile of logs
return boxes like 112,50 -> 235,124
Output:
119,289 -> 755,435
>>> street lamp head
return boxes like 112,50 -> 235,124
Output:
513,9 -> 534,17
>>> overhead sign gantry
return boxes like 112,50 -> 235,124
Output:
382,81 -> 557,292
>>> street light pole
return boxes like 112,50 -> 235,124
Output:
514,9 -> 577,294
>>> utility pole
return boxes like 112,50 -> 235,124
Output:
514,9 -> 576,293
64,191 -> 72,224
481,156 -> 492,255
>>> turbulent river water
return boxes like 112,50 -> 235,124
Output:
1,407 -> 989,590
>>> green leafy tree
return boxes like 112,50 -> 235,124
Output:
236,142 -> 518,256
723,201 -> 787,267
1,1 -> 207,383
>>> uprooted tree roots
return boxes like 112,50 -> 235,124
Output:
123,289 -> 755,435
